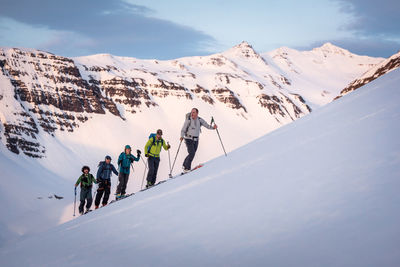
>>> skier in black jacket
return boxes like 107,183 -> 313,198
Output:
95,155 -> 118,208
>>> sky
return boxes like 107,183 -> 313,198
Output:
0,0 -> 399,59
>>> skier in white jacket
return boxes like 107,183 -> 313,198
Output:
180,108 -> 217,172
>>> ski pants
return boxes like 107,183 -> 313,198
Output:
146,156 -> 160,186
116,172 -> 129,195
79,187 -> 93,213
95,179 -> 111,206
183,138 -> 199,170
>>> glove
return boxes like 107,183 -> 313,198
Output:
137,149 -> 141,155
145,153 -> 149,158
167,144 -> 171,149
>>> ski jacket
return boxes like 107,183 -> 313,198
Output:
180,115 -> 213,139
118,152 -> 139,174
96,161 -> 118,180
144,137 -> 169,158
75,173 -> 97,188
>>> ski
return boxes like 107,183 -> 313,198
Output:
179,164 -> 204,176
81,209 -> 92,215
109,193 -> 135,204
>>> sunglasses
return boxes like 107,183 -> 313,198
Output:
157,131 -> 163,135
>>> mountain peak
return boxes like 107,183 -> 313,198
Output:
234,41 -> 253,49
225,41 -> 263,60
313,42 -> 352,56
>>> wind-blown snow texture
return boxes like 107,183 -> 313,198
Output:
1,68 -> 399,266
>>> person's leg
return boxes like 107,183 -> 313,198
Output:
193,140 -> 199,154
79,188 -> 85,213
146,157 -> 155,186
95,180 -> 105,207
151,157 -> 160,185
121,173 -> 129,195
94,189 -> 103,207
183,139 -> 196,170
116,173 -> 124,195
103,180 -> 111,205
86,189 -> 93,210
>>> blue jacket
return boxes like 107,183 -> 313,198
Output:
118,152 -> 139,174
97,161 -> 118,180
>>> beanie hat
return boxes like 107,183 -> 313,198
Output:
81,165 -> 90,172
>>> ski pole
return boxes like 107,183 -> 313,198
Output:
131,163 -> 135,173
211,116 -> 227,157
73,187 -> 77,217
167,142 -> 172,178
170,139 -> 183,176
141,158 -> 148,190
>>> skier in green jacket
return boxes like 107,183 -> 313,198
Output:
75,166 -> 97,215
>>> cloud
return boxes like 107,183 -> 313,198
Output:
331,0 -> 400,38
299,0 -> 400,57
0,0 -> 216,59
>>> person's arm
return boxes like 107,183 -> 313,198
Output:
96,164 -> 103,180
163,140 -> 170,150
144,139 -> 152,156
75,176 -> 82,187
90,174 -> 98,184
117,153 -> 123,166
199,117 -> 214,130
181,119 -> 190,138
111,164 -> 118,176
130,154 -> 140,162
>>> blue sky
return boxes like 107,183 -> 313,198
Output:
0,0 -> 399,59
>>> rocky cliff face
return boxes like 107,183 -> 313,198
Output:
335,51 -> 400,100
0,43 -> 380,158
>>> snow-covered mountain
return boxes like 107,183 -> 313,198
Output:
335,50 -> 400,100
0,42 -> 384,244
0,42 -> 381,159
1,64 -> 399,267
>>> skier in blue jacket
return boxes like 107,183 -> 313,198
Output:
116,145 -> 140,198
95,155 -> 118,208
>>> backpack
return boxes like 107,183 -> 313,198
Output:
184,112 -> 192,136
147,133 -> 164,153
184,112 -> 203,136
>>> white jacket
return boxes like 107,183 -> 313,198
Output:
181,116 -> 213,139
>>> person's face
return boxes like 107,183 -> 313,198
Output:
156,130 -> 162,140
191,109 -> 198,119
84,169 -> 89,174
105,159 -> 111,164
125,148 -> 131,154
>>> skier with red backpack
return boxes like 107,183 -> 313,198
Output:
144,129 -> 170,188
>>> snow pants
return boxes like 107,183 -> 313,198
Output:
116,172 -> 129,195
79,187 -> 93,213
146,156 -> 160,187
95,179 -> 111,206
183,138 -> 199,170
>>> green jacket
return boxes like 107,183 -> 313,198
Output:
144,137 -> 169,157
75,173 -> 97,188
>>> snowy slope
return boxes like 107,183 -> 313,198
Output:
0,43 -> 385,246
1,68 -> 399,266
